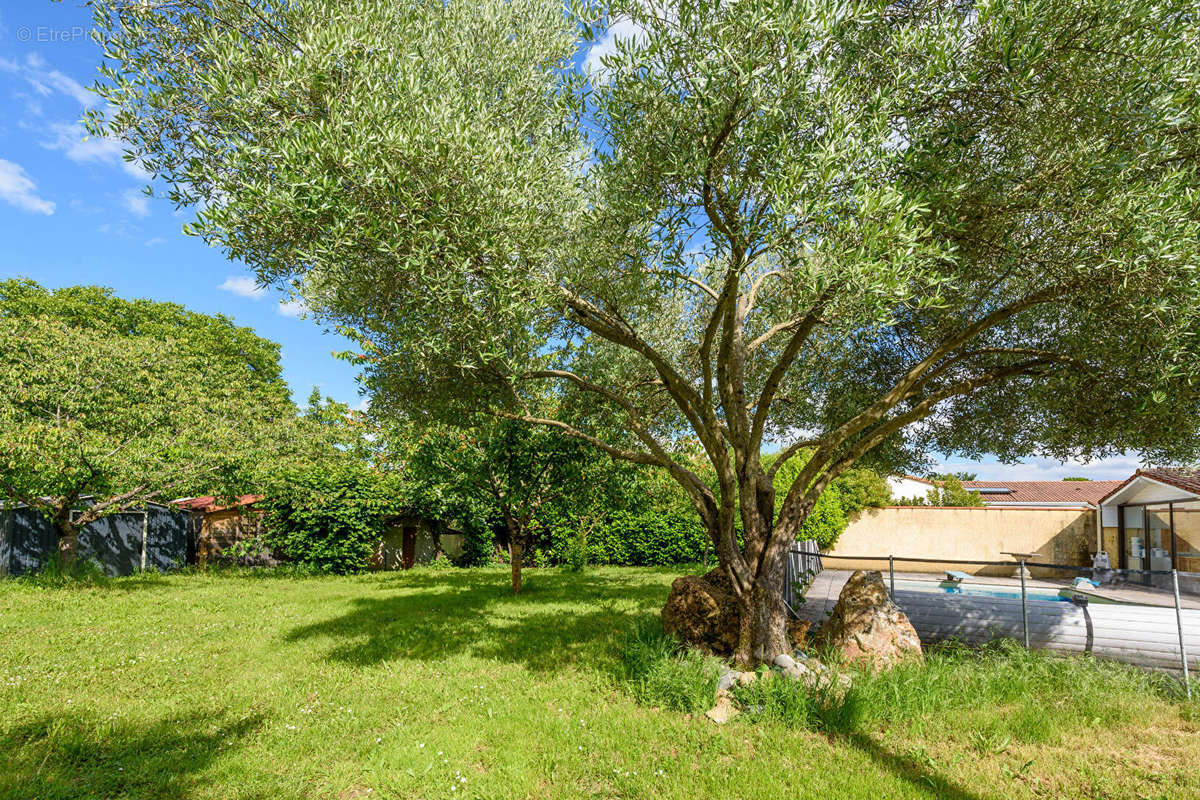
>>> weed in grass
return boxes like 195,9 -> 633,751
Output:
729,674 -> 816,728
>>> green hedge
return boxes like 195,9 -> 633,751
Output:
542,510 -> 711,567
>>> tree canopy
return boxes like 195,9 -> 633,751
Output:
92,0 -> 1200,662
0,279 -> 296,559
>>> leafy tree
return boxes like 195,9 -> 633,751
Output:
0,280 -> 295,564
930,471 -> 979,483
539,455 -> 712,567
766,452 -> 889,547
94,0 -> 1200,663
1062,477 -> 1090,481
909,476 -> 985,507
407,419 -> 596,592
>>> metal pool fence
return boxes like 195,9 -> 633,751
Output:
787,547 -> 1198,695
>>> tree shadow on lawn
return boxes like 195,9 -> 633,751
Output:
284,569 -> 672,674
0,710 -> 265,800
837,732 -> 991,800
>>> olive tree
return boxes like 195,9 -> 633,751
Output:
92,0 -> 1200,664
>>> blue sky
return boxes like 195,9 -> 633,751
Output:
0,2 -> 362,410
0,3 -> 1140,481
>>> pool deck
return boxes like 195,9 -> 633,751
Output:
802,569 -> 1200,611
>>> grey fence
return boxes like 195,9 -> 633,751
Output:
790,551 -> 1196,695
784,539 -> 822,612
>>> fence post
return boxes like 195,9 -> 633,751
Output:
1173,569 -> 1191,698
888,555 -> 895,600
140,509 -> 149,572
1020,560 -> 1030,649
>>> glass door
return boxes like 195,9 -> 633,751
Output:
1146,504 -> 1173,571
1123,505 -> 1146,570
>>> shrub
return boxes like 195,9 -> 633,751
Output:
451,524 -> 497,567
259,464 -> 398,574
621,617 -> 720,713
767,452 -> 891,549
562,529 -> 588,572
545,509 -> 710,567
796,484 -> 847,549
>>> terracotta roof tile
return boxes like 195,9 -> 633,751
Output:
1131,468 -> 1200,497
960,480 -> 1123,505
173,494 -> 264,513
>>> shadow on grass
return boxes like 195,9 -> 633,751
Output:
0,710 -> 264,800
284,569 -> 673,673
838,732 -> 989,800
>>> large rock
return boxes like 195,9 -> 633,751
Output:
814,570 -> 922,670
662,568 -> 812,658
661,568 -> 741,656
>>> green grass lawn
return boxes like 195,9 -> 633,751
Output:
2,566 -> 1198,800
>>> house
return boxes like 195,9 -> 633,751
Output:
827,469 -> 1200,577
1098,468 -> 1200,572
886,474 -> 937,502
0,501 -> 191,577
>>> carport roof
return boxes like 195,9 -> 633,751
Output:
1097,468 -> 1200,506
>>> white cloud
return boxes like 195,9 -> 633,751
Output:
1,54 -> 98,108
122,188 -> 150,217
0,158 -> 55,215
97,220 -> 137,239
144,237 -> 165,247
42,70 -> 97,108
277,298 -> 308,318
934,454 -> 1144,483
41,121 -> 148,178
583,17 -> 647,83
218,276 -> 266,300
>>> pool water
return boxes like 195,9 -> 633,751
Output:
894,579 -> 1069,602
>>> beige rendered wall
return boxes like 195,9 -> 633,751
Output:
825,506 -> 1096,577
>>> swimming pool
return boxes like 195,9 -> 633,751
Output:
893,578 -> 1069,602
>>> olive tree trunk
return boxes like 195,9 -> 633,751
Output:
734,543 -> 790,666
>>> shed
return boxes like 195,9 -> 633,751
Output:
174,494 -> 267,565
375,515 -> 464,570
0,502 -> 191,577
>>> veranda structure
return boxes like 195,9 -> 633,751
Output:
1100,469 -> 1200,573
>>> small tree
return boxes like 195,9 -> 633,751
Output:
409,419 -> 595,592
0,280 -> 293,565
901,476 -> 985,507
